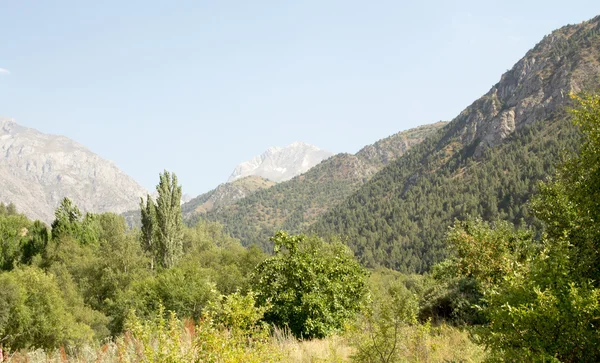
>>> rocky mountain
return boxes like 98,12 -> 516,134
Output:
201,122 -> 447,250
0,118 -> 148,223
311,15 -> 600,272
228,142 -> 333,183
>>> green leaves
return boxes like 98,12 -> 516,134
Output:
253,231 -> 368,339
442,94 -> 600,361
140,170 -> 184,269
0,266 -> 96,350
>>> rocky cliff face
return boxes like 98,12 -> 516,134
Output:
452,16 -> 600,156
228,142 -> 334,183
0,118 -> 148,223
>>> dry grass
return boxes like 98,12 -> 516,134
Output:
272,327 -> 352,363
3,324 -> 486,363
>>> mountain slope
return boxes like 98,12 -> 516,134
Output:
228,142 -> 333,183
203,122 -> 447,249
311,15 -> 600,273
182,176 -> 276,218
0,118 -> 148,223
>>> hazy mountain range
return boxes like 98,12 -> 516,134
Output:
0,118 -> 148,223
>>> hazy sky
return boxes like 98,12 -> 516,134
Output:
1,1 -> 599,195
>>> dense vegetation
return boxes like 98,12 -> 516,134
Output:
2,93 -> 600,362
200,122 -> 446,251
313,116 -> 580,272
0,172 -> 379,361
310,16 -> 600,273
2,17 -> 600,362
440,93 -> 600,361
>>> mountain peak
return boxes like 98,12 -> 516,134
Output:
228,142 -> 333,183
0,118 -> 148,222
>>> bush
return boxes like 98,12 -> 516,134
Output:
253,232 -> 368,339
0,267 -> 96,350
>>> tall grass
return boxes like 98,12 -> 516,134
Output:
4,322 -> 485,362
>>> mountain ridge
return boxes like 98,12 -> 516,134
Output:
200,121 -> 447,249
310,15 -> 600,272
0,117 -> 148,223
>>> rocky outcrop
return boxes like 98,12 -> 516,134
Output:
445,16 -> 600,157
228,142 -> 334,183
0,118 -> 148,223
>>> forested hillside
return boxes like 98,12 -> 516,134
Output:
311,16 -> 600,273
182,176 -> 276,218
201,122 -> 446,250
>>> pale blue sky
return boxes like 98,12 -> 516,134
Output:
1,1 -> 599,195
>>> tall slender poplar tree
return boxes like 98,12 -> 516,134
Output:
140,170 -> 183,269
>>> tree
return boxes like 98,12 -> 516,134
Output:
140,171 -> 184,269
253,231 -> 368,338
445,94 -> 600,361
51,197 -> 83,240
140,194 -> 157,268
0,266 -> 95,350
6,203 -> 16,216
0,214 -> 33,271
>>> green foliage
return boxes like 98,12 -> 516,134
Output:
124,305 -> 192,363
253,232 -> 368,339
444,94 -> 600,361
0,266 -> 95,350
140,170 -> 184,269
0,202 -> 18,216
112,260 -> 218,334
312,116 -> 580,273
208,291 -> 269,335
200,123 -> 446,252
140,193 -> 157,266
51,197 -> 83,240
447,219 -> 536,289
0,192 -> 271,354
0,214 -> 35,270
348,274 -> 486,363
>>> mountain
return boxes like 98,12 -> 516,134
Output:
0,118 -> 148,223
201,122 -> 447,250
183,176 -> 276,218
228,142 -> 334,183
311,15 -> 600,273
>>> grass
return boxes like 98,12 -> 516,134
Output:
3,323 -> 486,362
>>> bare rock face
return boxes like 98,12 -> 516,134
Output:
228,142 -> 334,183
448,16 -> 600,157
0,118 -> 148,223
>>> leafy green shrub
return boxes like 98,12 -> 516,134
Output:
0,267 -> 97,350
253,231 -> 368,339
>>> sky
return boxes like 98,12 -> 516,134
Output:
1,1 -> 599,195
